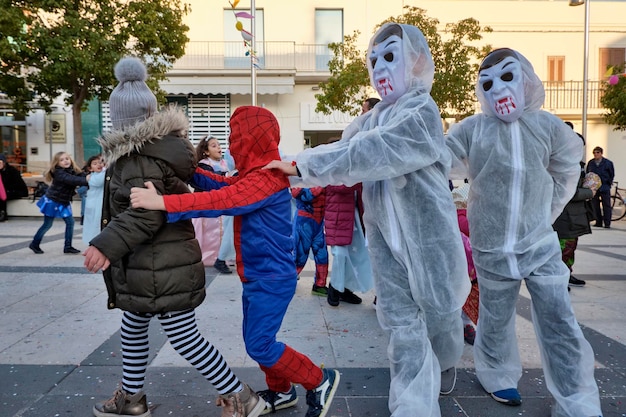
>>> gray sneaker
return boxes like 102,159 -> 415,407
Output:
440,367 -> 457,395
217,384 -> 264,417
93,388 -> 150,417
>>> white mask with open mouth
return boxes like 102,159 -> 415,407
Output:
478,55 -> 526,123
369,34 -> 408,104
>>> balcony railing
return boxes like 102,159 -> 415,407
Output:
171,42 -> 605,111
543,81 -> 604,111
172,41 -> 335,72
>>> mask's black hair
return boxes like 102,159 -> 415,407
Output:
373,24 -> 403,45
479,48 -> 516,72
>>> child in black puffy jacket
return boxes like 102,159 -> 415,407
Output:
29,151 -> 88,254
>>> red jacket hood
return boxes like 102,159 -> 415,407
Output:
229,106 -> 282,176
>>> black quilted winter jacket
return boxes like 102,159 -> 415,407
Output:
90,107 -> 205,314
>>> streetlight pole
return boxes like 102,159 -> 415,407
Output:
570,0 -> 590,141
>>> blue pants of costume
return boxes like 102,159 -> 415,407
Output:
242,277 -> 322,392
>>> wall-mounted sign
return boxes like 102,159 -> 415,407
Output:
45,114 -> 67,143
300,103 -> 355,131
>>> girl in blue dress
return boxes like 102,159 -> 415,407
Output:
30,151 -> 89,254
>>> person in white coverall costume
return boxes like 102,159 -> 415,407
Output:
446,48 -> 602,416
264,23 -> 470,417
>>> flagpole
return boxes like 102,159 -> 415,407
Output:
250,0 -> 257,105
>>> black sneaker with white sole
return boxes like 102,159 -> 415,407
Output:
257,385 -> 298,415
305,368 -> 340,417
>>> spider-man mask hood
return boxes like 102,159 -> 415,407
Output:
228,106 -> 282,177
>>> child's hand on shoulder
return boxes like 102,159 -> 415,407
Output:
130,181 -> 166,210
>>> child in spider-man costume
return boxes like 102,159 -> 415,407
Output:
291,186 -> 329,296
129,106 -> 340,417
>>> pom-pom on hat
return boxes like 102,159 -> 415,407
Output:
109,57 -> 158,130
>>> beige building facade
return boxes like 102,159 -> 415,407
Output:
163,0 -> 626,182
5,1 -> 626,184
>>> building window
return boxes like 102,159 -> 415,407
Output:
315,9 -> 343,71
599,47 -> 626,79
223,8 -> 264,69
547,56 -> 565,82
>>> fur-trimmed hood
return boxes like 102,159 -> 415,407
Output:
97,107 -> 196,182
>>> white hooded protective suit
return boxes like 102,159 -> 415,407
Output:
294,23 -> 470,417
446,48 -> 602,416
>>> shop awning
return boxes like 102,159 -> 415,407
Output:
161,75 -> 294,95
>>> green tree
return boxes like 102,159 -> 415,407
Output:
0,0 -> 190,163
315,6 -> 492,120
601,64 -> 626,131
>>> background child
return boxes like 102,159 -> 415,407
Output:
30,151 -> 88,254
324,183 -> 373,306
129,106 -> 340,417
81,154 -> 105,244
291,186 -> 329,296
191,137 -> 229,269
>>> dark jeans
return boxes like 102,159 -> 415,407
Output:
592,189 -> 611,227
76,185 -> 88,218
33,215 -> 75,248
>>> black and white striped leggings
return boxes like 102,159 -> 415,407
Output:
120,309 -> 242,395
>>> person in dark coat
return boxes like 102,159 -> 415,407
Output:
586,146 -> 615,228
83,57 -> 262,417
554,123 -> 594,287
0,153 -> 28,221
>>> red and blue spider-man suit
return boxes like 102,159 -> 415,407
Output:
161,106 -> 324,394
291,186 -> 328,289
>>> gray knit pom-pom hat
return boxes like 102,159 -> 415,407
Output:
109,57 -> 158,130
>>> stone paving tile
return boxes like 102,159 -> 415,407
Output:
1,218 -> 626,416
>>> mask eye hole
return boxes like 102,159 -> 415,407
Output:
482,80 -> 493,91
370,58 -> 377,68
501,72 -> 513,82
384,52 -> 394,62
